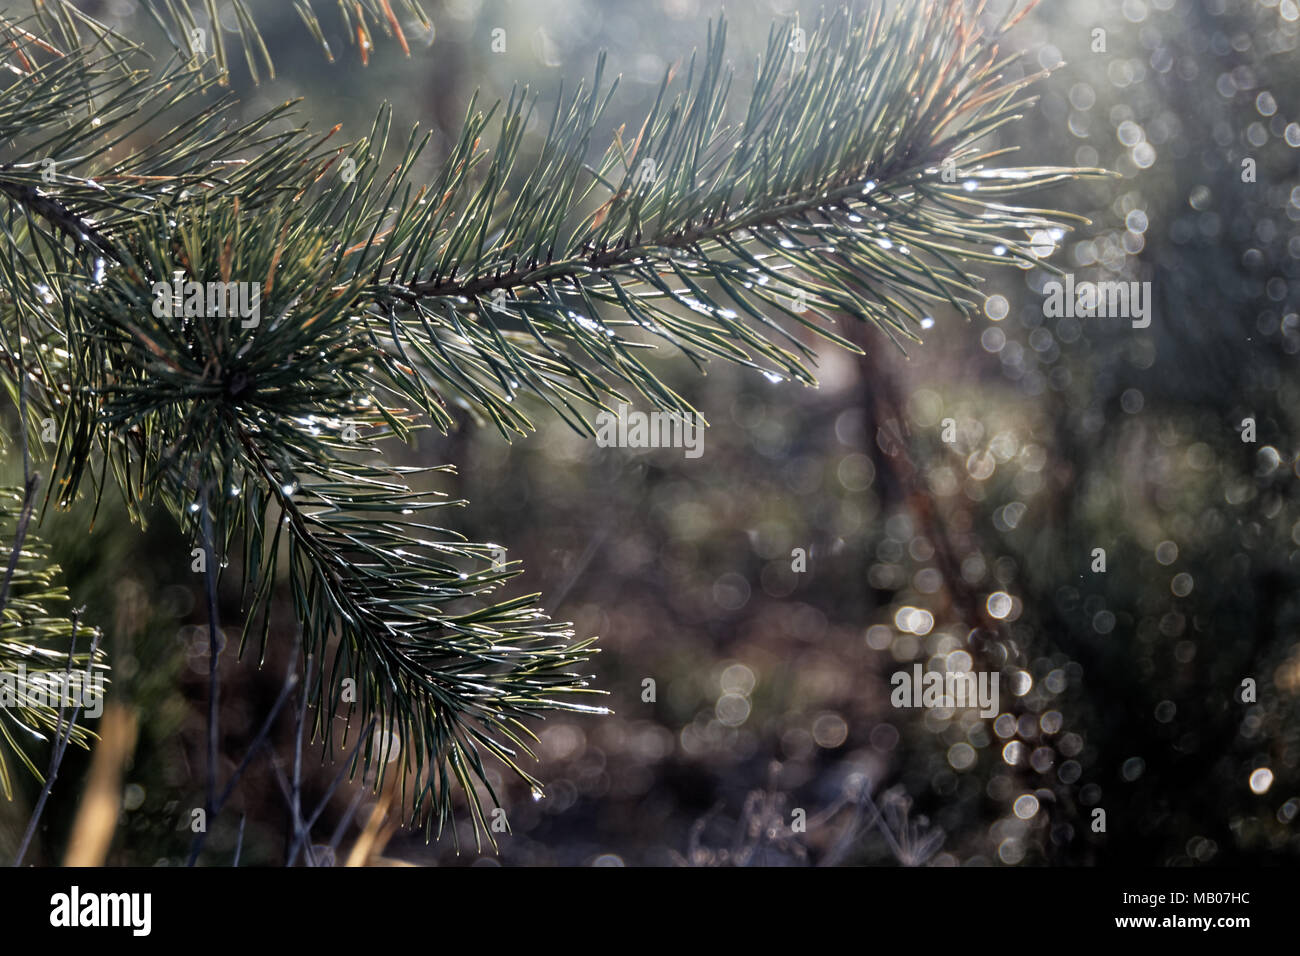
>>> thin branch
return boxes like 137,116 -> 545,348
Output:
290,716 -> 378,866
186,635 -> 300,865
13,617 -> 100,867
269,756 -> 317,867
395,161 -> 921,303
0,170 -> 124,265
201,482 -> 221,835
285,654 -> 314,866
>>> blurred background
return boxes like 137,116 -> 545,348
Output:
2,0 -> 1298,866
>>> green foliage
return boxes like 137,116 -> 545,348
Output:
0,493 -> 106,800
0,0 -> 1103,842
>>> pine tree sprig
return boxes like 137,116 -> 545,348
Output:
350,1 -> 1111,436
0,0 -> 1108,841
0,493 -> 107,801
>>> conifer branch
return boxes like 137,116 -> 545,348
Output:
0,0 -> 1105,841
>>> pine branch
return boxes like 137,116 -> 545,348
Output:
0,492 -> 107,802
14,1 -> 432,86
349,2 -> 1111,436
0,0 -> 1109,841
13,612 -> 101,866
231,428 -> 604,847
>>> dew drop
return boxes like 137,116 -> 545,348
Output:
1250,768 -> 1274,794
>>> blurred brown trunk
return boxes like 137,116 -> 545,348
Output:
840,317 -> 1052,857
62,701 -> 138,866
